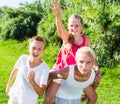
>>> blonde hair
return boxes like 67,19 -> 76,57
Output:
68,14 -> 83,25
75,46 -> 96,62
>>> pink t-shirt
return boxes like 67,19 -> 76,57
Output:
53,34 -> 87,70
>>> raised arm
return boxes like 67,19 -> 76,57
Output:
51,2 -> 69,42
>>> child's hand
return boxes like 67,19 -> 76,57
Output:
27,70 -> 35,83
92,70 -> 101,89
95,70 -> 101,82
50,2 -> 62,15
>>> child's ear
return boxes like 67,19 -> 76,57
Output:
42,49 -> 44,54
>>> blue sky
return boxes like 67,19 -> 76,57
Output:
0,0 -> 35,8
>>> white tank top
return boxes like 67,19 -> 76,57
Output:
56,65 -> 95,99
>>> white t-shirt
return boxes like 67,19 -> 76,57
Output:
9,55 -> 49,104
55,65 -> 95,99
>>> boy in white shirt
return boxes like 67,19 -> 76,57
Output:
6,36 -> 50,104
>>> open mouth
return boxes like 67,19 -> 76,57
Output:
33,54 -> 38,57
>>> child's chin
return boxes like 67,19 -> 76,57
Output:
81,71 -> 87,75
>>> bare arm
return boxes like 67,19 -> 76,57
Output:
84,85 -> 98,104
49,66 -> 69,80
6,68 -> 18,94
51,2 -> 69,42
86,36 -> 92,48
86,36 -> 101,88
27,70 -> 47,96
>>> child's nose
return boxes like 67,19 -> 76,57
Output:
34,50 -> 37,53
82,63 -> 87,68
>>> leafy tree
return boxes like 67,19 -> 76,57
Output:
0,0 -> 119,67
0,10 -> 41,41
38,0 -> 120,67
0,1 -> 43,41
92,0 -> 120,67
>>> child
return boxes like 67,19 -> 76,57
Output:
49,46 -> 97,104
6,36 -> 50,104
43,2 -> 101,103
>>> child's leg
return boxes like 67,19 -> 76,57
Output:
84,85 -> 98,104
43,81 -> 60,104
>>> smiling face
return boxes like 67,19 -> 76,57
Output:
68,14 -> 83,35
28,40 -> 44,62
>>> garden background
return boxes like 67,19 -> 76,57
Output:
0,0 -> 120,104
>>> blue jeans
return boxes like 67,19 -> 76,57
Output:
55,96 -> 80,104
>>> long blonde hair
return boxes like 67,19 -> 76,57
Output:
67,14 -> 84,52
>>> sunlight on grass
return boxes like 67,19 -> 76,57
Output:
0,40 -> 120,104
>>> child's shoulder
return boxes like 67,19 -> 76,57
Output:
19,54 -> 29,58
18,54 -> 29,61
41,61 -> 50,71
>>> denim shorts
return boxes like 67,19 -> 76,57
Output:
55,96 -> 80,104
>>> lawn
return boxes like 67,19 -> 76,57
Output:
0,40 -> 120,104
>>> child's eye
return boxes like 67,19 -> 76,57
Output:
33,47 -> 36,50
79,60 -> 84,64
87,61 -> 91,64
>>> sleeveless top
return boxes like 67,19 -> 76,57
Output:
55,65 -> 95,99
53,34 -> 87,70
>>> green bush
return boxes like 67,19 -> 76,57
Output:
0,11 -> 41,41
94,25 -> 120,67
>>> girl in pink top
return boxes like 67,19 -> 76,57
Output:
53,34 -> 87,70
43,2 -> 101,104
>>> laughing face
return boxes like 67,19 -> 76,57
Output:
28,40 -> 44,62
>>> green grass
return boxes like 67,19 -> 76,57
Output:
0,40 -> 120,104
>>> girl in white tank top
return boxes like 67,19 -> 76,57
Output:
48,47 -> 97,104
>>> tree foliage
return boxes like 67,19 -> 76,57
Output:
0,0 -> 119,67
0,1 -> 43,41
38,0 -> 120,67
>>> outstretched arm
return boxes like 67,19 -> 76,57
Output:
49,66 -> 69,80
51,2 -> 69,42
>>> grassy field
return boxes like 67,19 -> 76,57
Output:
0,40 -> 120,104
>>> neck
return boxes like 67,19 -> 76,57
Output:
74,34 -> 83,45
74,66 -> 91,82
29,59 -> 42,68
